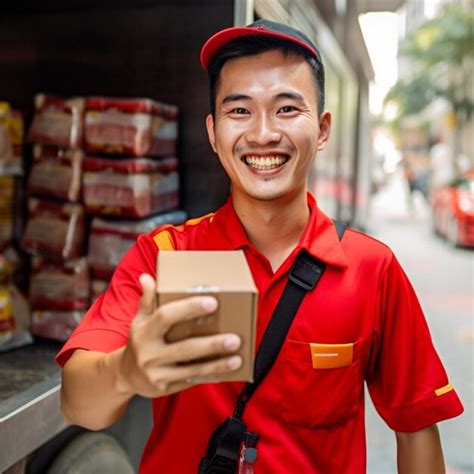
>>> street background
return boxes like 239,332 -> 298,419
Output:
365,171 -> 473,473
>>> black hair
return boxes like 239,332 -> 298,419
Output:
207,35 -> 325,117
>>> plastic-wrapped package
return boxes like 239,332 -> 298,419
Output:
0,176 -> 14,249
82,156 -> 179,217
84,96 -> 178,157
29,257 -> 90,311
27,94 -> 84,148
31,310 -> 85,342
28,145 -> 83,202
21,198 -> 86,259
88,210 -> 187,279
0,253 -> 32,352
0,103 -> 23,175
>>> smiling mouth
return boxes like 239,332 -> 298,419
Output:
242,154 -> 289,171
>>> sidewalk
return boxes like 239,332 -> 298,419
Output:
365,171 -> 474,474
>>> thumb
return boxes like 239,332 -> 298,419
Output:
138,273 -> 156,316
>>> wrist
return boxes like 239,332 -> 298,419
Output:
102,348 -> 134,398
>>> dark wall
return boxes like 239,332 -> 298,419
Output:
0,0 -> 234,216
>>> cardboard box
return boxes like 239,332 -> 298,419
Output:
157,250 -> 258,382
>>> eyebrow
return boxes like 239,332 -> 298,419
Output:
275,91 -> 305,102
222,93 -> 251,104
222,91 -> 306,105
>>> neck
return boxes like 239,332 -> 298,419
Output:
232,189 -> 310,271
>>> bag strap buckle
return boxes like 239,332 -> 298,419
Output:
288,252 -> 324,291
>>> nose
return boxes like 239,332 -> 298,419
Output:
246,112 -> 282,145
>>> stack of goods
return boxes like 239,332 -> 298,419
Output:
0,102 -> 24,249
21,94 -> 186,342
89,210 -> 186,299
84,96 -> 177,158
28,145 -> 83,202
82,96 -> 180,217
23,94 -> 88,342
0,254 -> 31,351
82,156 -> 179,217
29,257 -> 89,341
0,176 -> 15,251
27,94 -> 84,149
0,102 -> 24,175
82,96 -> 185,294
0,102 -> 32,351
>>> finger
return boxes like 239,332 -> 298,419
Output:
159,333 -> 241,364
151,296 -> 218,337
162,354 -> 242,385
138,273 -> 156,316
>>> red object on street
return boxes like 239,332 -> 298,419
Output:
432,170 -> 474,247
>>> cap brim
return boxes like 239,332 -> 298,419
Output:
200,26 -> 318,70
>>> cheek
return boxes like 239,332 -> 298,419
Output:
291,127 -> 319,156
214,121 -> 243,150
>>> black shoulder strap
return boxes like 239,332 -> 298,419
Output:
234,219 -> 347,419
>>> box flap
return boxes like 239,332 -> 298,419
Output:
157,250 -> 257,293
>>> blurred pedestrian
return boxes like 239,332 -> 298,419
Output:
429,138 -> 455,191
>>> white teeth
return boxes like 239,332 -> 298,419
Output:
244,155 -> 288,170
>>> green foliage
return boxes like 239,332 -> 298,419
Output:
384,3 -> 474,126
385,73 -> 437,117
401,3 -> 474,67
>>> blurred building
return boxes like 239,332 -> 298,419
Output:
396,0 -> 473,174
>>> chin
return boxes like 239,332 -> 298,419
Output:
245,189 -> 289,202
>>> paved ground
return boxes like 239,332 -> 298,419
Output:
365,172 -> 474,473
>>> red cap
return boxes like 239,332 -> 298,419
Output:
200,19 -> 321,70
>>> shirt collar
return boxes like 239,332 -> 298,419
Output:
199,196 -> 249,250
204,193 -> 348,268
300,193 -> 348,268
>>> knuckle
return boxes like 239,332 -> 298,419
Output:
135,352 -> 149,370
175,343 -> 194,362
156,381 -> 169,394
149,373 -> 168,393
217,358 -> 232,373
213,336 -> 226,353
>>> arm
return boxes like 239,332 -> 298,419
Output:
60,274 -> 242,431
396,424 -> 445,474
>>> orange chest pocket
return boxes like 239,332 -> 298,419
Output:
310,342 -> 354,369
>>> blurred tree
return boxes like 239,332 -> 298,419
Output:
385,3 -> 474,153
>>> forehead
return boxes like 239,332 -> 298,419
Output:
216,49 -> 318,105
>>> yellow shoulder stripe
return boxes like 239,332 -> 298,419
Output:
185,212 -> 214,227
435,383 -> 453,397
153,230 -> 175,250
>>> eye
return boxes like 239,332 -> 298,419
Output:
231,107 -> 249,115
278,105 -> 297,113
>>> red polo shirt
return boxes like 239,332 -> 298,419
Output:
57,193 -> 463,473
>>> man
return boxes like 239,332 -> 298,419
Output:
58,20 -> 463,473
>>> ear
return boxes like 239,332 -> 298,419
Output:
317,111 -> 331,151
206,114 -> 217,153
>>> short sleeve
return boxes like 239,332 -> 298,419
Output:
56,233 -> 159,367
366,254 -> 463,432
